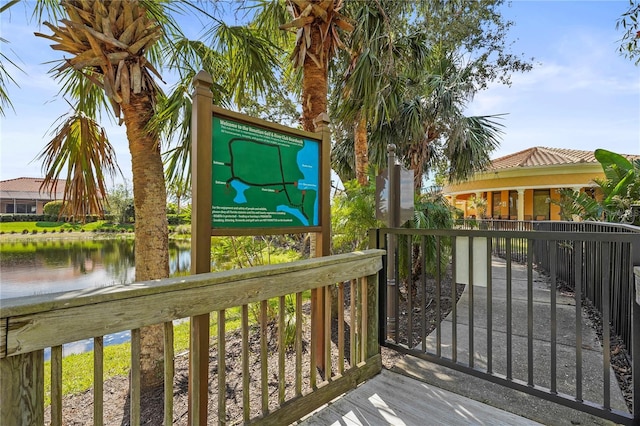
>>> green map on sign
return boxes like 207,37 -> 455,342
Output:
212,117 -> 319,228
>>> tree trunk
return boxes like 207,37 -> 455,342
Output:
302,21 -> 329,256
301,22 -> 329,132
354,113 -> 368,186
122,93 -> 169,390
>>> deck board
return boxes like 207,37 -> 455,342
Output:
297,369 -> 542,425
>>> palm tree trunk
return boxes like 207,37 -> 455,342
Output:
301,24 -> 329,132
123,93 -> 169,390
354,113 -> 368,186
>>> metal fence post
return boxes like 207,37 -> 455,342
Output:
630,234 -> 640,424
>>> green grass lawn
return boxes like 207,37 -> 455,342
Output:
0,220 -> 134,234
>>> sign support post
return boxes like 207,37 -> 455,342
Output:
190,71 -> 214,425
386,144 -> 398,340
189,70 -> 331,419
312,113 -> 331,372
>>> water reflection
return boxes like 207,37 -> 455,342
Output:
0,238 -> 192,298
0,238 -> 193,360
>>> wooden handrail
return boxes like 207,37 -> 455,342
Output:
0,249 -> 384,425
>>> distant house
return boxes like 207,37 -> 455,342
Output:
443,147 -> 639,221
0,177 -> 65,215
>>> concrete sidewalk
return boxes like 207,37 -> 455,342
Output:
393,256 -> 628,425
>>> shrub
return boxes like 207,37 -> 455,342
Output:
163,213 -> 191,226
0,214 -> 15,222
43,201 -> 64,219
174,224 -> 191,235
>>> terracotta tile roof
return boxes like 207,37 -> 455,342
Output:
0,177 -> 66,200
490,147 -> 636,170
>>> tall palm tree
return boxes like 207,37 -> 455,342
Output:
276,0 -> 353,131
36,0 -> 171,389
35,0 -> 280,394
332,0 -> 423,185
330,0 -> 530,192
398,53 -> 504,191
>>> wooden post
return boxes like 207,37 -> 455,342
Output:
0,351 -> 44,425
366,271 -> 380,359
189,70 -> 214,426
312,113 -> 331,372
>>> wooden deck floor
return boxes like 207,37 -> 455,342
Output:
297,369 -> 542,426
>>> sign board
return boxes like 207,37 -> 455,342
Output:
211,113 -> 321,229
399,168 -> 415,224
375,166 -> 415,226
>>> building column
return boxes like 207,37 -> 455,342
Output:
517,189 -> 525,222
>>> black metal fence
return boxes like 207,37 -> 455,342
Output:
455,219 -> 533,263
373,225 -> 640,425
532,221 -> 639,359
455,219 -> 638,356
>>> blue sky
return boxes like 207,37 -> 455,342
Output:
0,1 -> 638,185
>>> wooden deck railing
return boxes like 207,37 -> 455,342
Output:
0,249 -> 384,425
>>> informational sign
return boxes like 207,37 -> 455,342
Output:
375,166 -> 414,226
212,115 -> 320,228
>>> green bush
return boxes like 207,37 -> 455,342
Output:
167,214 -> 189,226
43,200 -> 64,219
0,214 -> 15,222
331,180 -> 382,254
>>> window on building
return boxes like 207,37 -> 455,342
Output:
5,203 -> 36,214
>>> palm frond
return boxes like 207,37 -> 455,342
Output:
206,23 -> 281,107
446,114 -> 504,183
0,37 -> 22,116
36,111 -> 121,220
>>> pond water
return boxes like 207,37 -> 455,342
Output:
0,238 -> 193,359
0,238 -> 192,299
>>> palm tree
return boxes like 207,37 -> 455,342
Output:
276,0 -> 353,131
34,0 -> 280,394
332,1 -> 425,186
330,0 -> 529,193
35,0 -> 171,390
399,52 -> 504,191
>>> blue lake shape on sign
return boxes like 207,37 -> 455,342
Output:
277,205 -> 309,226
230,180 -> 250,203
296,141 -> 319,225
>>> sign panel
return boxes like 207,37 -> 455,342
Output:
375,166 -> 414,226
399,168 -> 415,224
212,115 -> 320,228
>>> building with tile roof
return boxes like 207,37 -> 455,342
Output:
443,147 -> 638,221
0,177 -> 66,215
